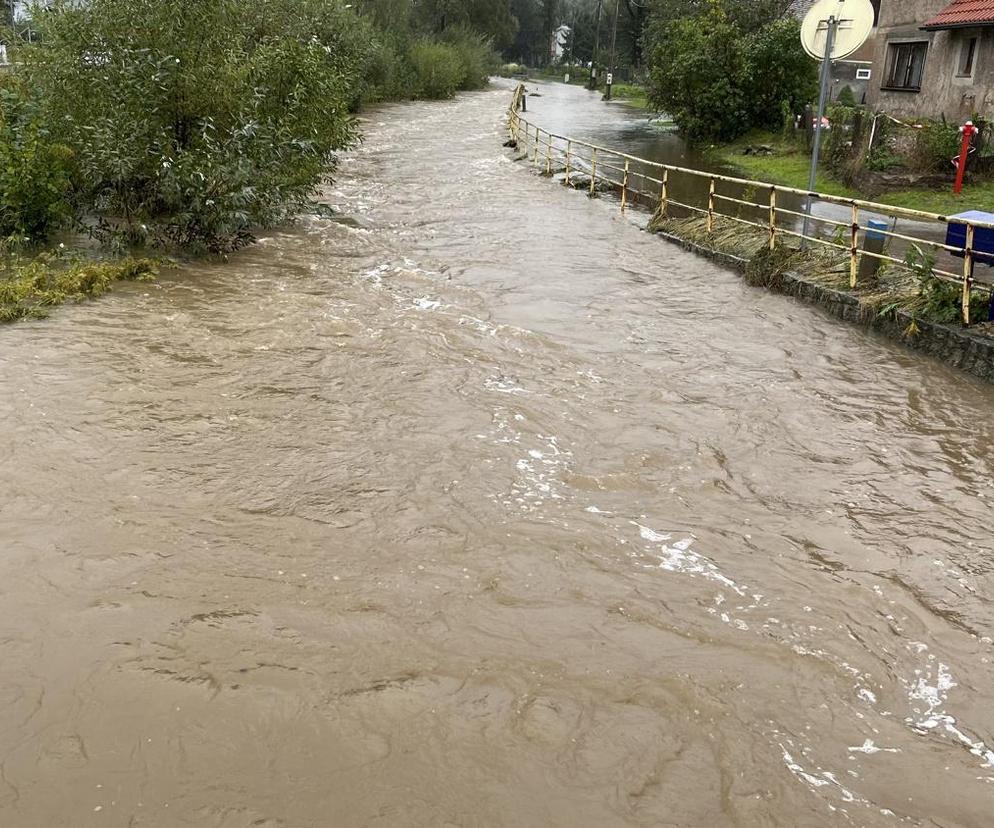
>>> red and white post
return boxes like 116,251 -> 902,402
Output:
954,121 -> 978,195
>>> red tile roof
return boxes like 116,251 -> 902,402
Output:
923,0 -> 994,30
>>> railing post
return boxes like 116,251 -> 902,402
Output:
621,160 -> 630,212
707,177 -> 716,233
659,169 -> 668,218
590,148 -> 598,196
532,126 -> 540,165
963,223 -> 975,326
565,140 -> 572,186
849,203 -> 860,289
768,186 -> 777,250
546,133 -> 553,175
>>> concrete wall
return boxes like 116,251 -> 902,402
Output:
869,0 -> 994,120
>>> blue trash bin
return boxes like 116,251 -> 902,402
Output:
866,219 -> 888,240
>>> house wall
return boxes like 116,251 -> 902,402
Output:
868,0 -> 994,120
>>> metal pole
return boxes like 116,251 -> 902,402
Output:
621,159 -> 629,212
589,0 -> 602,90
801,15 -> 838,249
605,0 -> 620,101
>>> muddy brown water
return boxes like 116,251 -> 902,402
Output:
3,81 -> 994,827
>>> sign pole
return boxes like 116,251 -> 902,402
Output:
604,0 -> 619,101
589,0 -> 602,90
802,15 -> 838,248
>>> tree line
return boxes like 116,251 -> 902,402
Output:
0,0 -> 816,259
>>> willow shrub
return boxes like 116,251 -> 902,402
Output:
19,0 -> 370,253
408,40 -> 466,99
0,76 -> 74,240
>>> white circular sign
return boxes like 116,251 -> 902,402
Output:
801,0 -> 875,61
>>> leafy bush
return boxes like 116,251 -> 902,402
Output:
362,37 -> 416,103
0,77 -> 74,240
19,0 -> 368,252
408,40 -> 465,99
647,9 -> 815,142
912,121 -> 960,174
746,18 -> 818,133
836,85 -> 856,107
646,13 -> 751,141
441,26 -> 496,91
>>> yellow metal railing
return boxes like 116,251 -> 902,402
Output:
506,84 -> 994,326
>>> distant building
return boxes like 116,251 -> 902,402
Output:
552,24 -> 571,62
868,0 -> 994,120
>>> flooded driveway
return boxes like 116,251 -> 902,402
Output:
2,81 -> 994,827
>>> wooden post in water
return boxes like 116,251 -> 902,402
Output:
590,148 -> 598,196
659,169 -> 668,218
621,160 -> 630,212
546,133 -> 553,175
532,126 -> 540,165
565,141 -> 572,186
963,223 -> 975,326
849,203 -> 860,289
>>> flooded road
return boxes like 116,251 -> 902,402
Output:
3,81 -> 994,827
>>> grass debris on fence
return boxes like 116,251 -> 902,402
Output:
648,215 -> 991,330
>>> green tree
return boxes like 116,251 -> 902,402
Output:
646,8 -> 751,140
645,0 -> 814,142
746,17 -> 817,130
20,0 -> 369,251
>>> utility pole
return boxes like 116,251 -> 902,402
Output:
588,0 -> 602,90
604,0 -> 619,100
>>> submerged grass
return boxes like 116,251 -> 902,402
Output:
0,250 -> 158,322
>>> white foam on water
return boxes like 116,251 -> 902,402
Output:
848,739 -> 899,755
484,375 -> 529,395
633,522 -> 746,595
411,296 -> 442,311
780,744 -> 870,809
904,656 -> 994,770
508,434 -> 572,510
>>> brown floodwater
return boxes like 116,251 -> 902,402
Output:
3,80 -> 994,827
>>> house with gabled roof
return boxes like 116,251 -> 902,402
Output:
868,0 -> 994,119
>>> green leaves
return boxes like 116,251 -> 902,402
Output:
645,1 -> 816,143
13,0 -> 367,252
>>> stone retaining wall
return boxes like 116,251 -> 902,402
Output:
653,230 -> 994,384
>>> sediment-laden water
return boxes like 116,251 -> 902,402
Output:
2,81 -> 994,827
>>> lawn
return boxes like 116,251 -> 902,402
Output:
713,131 -> 993,216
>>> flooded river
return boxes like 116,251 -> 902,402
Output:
3,81 -> 994,827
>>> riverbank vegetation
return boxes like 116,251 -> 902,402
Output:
644,2 -> 815,142
0,0 -> 537,320
713,127 -> 994,217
